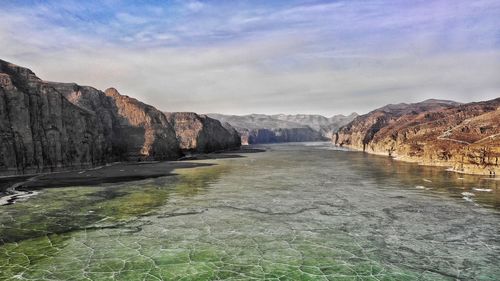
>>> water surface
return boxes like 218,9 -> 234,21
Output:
1,142 -> 499,280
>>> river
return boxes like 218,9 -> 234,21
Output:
0,142 -> 498,280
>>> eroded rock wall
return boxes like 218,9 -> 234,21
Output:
335,99 -> 500,175
165,112 -> 241,153
0,60 -> 108,174
0,59 -> 182,175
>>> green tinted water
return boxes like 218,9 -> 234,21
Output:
1,143 -> 499,280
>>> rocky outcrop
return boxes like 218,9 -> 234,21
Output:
207,113 -> 356,144
335,99 -> 500,175
0,59 -> 183,175
165,112 -> 240,153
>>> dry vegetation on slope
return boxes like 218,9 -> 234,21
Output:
335,99 -> 500,175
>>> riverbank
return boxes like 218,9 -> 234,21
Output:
0,147 -> 266,205
339,144 -> 500,177
0,161 -> 212,206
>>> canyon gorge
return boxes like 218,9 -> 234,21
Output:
1,59 -> 499,176
0,59 -> 240,175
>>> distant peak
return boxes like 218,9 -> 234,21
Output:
104,87 -> 121,96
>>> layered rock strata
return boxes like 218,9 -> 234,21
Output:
335,99 -> 500,175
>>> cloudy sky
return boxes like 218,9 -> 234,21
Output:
1,0 -> 499,115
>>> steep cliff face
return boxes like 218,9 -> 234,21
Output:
45,84 -> 181,161
0,59 -> 182,175
0,59 -> 108,174
165,112 -> 240,153
104,88 -> 181,160
207,113 -> 336,144
220,121 -> 241,148
335,99 -> 500,175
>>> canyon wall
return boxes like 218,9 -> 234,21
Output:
335,99 -> 500,175
0,59 -> 239,175
0,59 -> 111,174
165,112 -> 240,153
50,84 -> 181,162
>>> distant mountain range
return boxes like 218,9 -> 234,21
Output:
207,113 -> 357,144
271,113 -> 359,139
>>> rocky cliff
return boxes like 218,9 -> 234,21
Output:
50,83 -> 181,161
0,59 -> 182,175
207,113 -> 355,144
335,99 -> 500,175
165,112 -> 240,153
1,60 -> 107,174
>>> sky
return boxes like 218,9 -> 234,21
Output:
1,0 -> 499,116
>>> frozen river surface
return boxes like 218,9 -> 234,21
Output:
0,142 -> 499,280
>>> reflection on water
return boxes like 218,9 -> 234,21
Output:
173,164 -> 230,197
0,142 -> 498,280
340,148 -> 500,209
